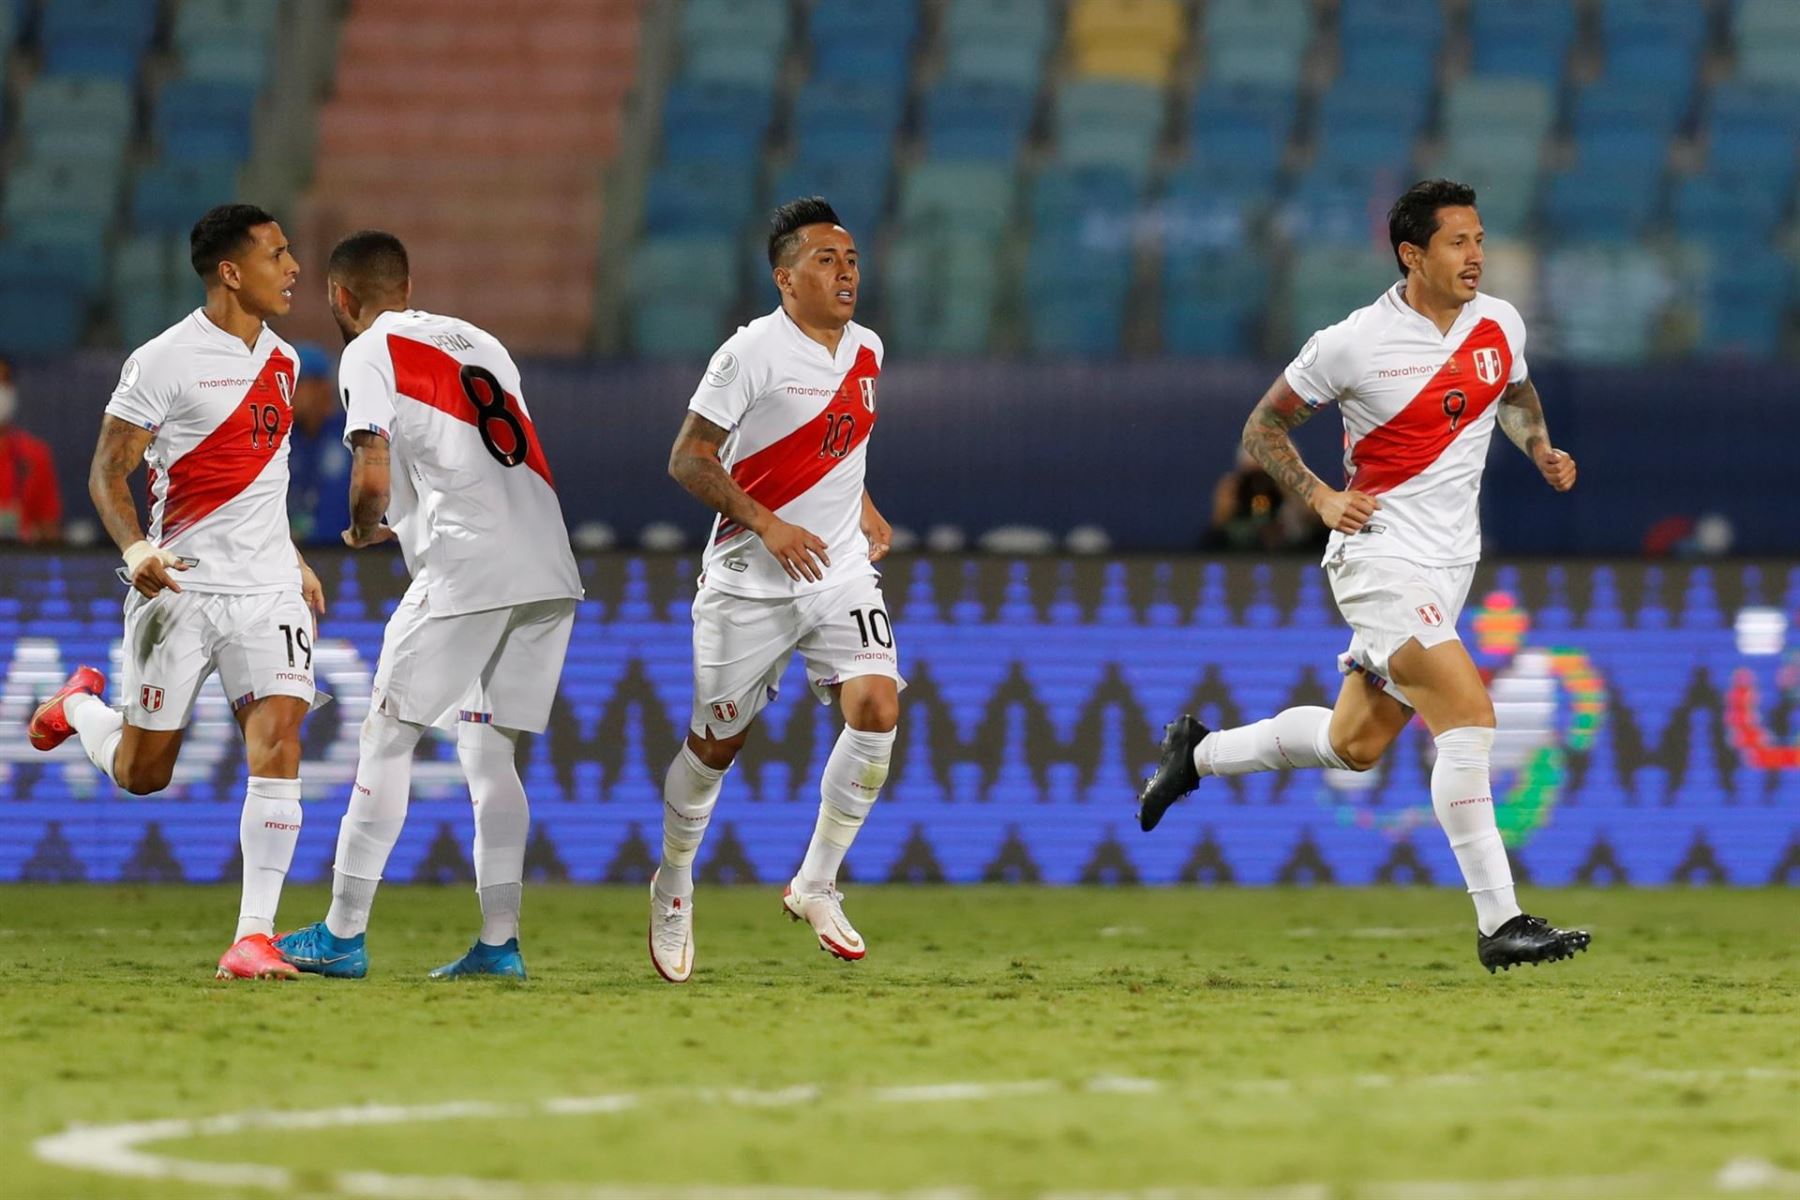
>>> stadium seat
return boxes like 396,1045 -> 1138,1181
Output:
1161,248 -> 1265,356
681,0 -> 789,89
643,162 -> 758,236
1203,0 -> 1311,86
1280,247 -> 1394,346
1693,254 -> 1791,357
1575,80 -> 1688,139
38,0 -> 156,80
1468,0 -> 1575,83
1542,243 -> 1673,362
660,82 -> 770,169
884,229 -> 1000,355
0,234 -> 106,297
0,285 -> 88,356
1159,167 -> 1260,250
1336,0 -> 1442,83
1427,155 -> 1536,238
131,161 -> 242,233
921,81 -> 1036,162
1312,84 -> 1427,174
1673,173 -> 1783,253
811,0 -> 917,46
1187,84 -> 1295,192
1703,86 -> 1800,199
1541,169 -> 1661,243
627,235 -> 738,357
684,38 -> 786,88
1068,0 -> 1183,84
156,80 -> 261,163
20,77 -> 135,144
900,163 -> 1015,234
1,157 -> 123,226
1024,243 -> 1130,356
1278,168 -> 1394,247
1029,165 -> 1142,246
791,80 -> 906,161
1733,0 -> 1800,88
1052,80 -> 1165,182
1439,78 -> 1554,173
770,158 -> 890,241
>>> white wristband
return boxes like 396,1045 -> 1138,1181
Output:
122,540 -> 176,573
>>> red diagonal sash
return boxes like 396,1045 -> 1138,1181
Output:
161,349 -> 295,538
1348,318 -> 1511,495
717,345 -> 879,541
387,334 -> 555,489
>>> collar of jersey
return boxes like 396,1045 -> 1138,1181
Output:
1383,281 -> 1480,343
776,306 -> 854,368
188,308 -> 272,355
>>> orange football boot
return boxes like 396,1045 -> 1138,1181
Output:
27,665 -> 106,751
216,933 -> 300,980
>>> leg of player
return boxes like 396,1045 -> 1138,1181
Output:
1136,671 -> 1409,833
275,707 -> 426,979
1386,637 -> 1591,972
215,695 -> 308,980
783,676 -> 898,962
649,727 -> 740,983
430,720 -> 530,980
28,666 -> 188,795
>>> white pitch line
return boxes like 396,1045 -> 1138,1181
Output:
31,1079 -> 1799,1200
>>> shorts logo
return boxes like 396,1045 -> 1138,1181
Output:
1416,603 -> 1445,628
711,701 -> 738,723
859,377 -> 877,412
1472,347 -> 1503,386
139,685 -> 164,712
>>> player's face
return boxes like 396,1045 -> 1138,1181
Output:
1420,206 -> 1484,304
781,224 -> 858,328
228,222 -> 299,319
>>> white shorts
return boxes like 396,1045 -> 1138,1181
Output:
689,574 -> 904,739
372,576 -> 576,734
1327,557 -> 1476,709
121,588 -> 318,731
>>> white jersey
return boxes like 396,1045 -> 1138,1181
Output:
338,309 -> 581,617
105,310 -> 301,594
1284,282 -> 1530,567
687,308 -> 884,600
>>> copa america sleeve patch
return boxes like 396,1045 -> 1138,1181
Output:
704,351 -> 739,387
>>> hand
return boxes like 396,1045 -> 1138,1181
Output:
342,523 -> 397,549
1309,487 -> 1381,535
758,518 -> 830,582
300,560 -> 327,619
123,540 -> 189,598
862,503 -> 892,563
1535,446 -> 1577,492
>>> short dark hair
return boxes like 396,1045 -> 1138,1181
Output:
190,203 -> 278,280
1387,180 -> 1479,276
767,196 -> 843,267
327,229 -> 411,299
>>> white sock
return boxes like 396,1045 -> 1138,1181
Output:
236,776 -> 303,940
798,726 -> 894,891
1431,726 -> 1521,936
459,721 -> 527,945
1194,706 -> 1348,777
66,693 -> 124,784
325,708 -> 425,939
657,744 -> 726,898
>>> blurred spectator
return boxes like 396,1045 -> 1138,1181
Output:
286,343 -> 351,544
0,356 -> 64,543
1205,449 -> 1323,553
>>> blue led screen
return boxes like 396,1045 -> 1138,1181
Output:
2,552 -> 1797,886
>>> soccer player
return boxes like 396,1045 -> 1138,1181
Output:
649,197 -> 900,983
27,204 -> 325,980
1137,181 -> 1592,974
273,231 -> 580,980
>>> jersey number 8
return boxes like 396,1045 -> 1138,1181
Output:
459,364 -> 529,468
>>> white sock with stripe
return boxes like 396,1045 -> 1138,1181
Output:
1193,706 -> 1348,777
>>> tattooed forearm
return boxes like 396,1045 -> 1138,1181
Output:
347,430 -> 391,534
668,412 -> 770,534
1241,377 -> 1326,506
88,416 -> 152,552
1496,379 -> 1549,458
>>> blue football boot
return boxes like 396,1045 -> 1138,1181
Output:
272,922 -> 368,979
429,938 -> 527,980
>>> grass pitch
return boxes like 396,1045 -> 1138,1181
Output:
1,885 -> 1795,1199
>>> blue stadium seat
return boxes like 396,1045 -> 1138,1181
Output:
1694,255 -> 1791,357
1,157 -> 123,225
811,0 -> 917,47
1469,0 -> 1575,83
131,160 -> 241,233
1024,243 -> 1130,356
627,235 -> 738,357
885,229 -> 1000,354
901,163 -> 1015,234
1540,169 -> 1660,242
643,162 -> 758,236
684,39 -> 786,88
20,77 -> 135,144
1280,247 -> 1394,345
1029,165 -> 1142,245
659,82 -> 771,169
791,79 -> 906,154
1600,0 -> 1707,46
1160,168 -> 1260,249
1279,167 -> 1395,246
1704,86 -> 1800,198
770,158 -> 890,241
1570,123 -> 1670,177
807,41 -> 912,88
941,38 -> 1046,88
1188,84 -> 1295,189
944,0 -> 1052,53
0,235 -> 106,296
1336,0 -> 1442,82
38,0 -> 156,80
681,0 -> 788,50
922,81 -> 1036,162
1313,85 -> 1427,174
1052,80 -> 1165,182
1161,249 -> 1265,356
0,285 -> 88,356
1673,174 -> 1783,252
155,80 -> 260,163
1574,80 -> 1688,138
173,0 -> 279,76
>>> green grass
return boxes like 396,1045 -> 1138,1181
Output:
2,885 -> 1796,1199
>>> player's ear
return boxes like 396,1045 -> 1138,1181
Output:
772,265 -> 791,296
217,259 -> 240,291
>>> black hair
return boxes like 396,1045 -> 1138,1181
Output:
1387,180 -> 1479,276
767,196 -> 843,267
327,229 -> 411,299
190,203 -> 278,280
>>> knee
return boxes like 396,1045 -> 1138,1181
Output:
117,760 -> 174,796
687,729 -> 746,771
845,693 -> 899,734
1332,736 -> 1385,774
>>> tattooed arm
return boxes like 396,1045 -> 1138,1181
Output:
1241,375 -> 1380,535
1497,379 -> 1577,492
90,416 -> 192,597
668,411 -> 829,582
342,430 -> 397,548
